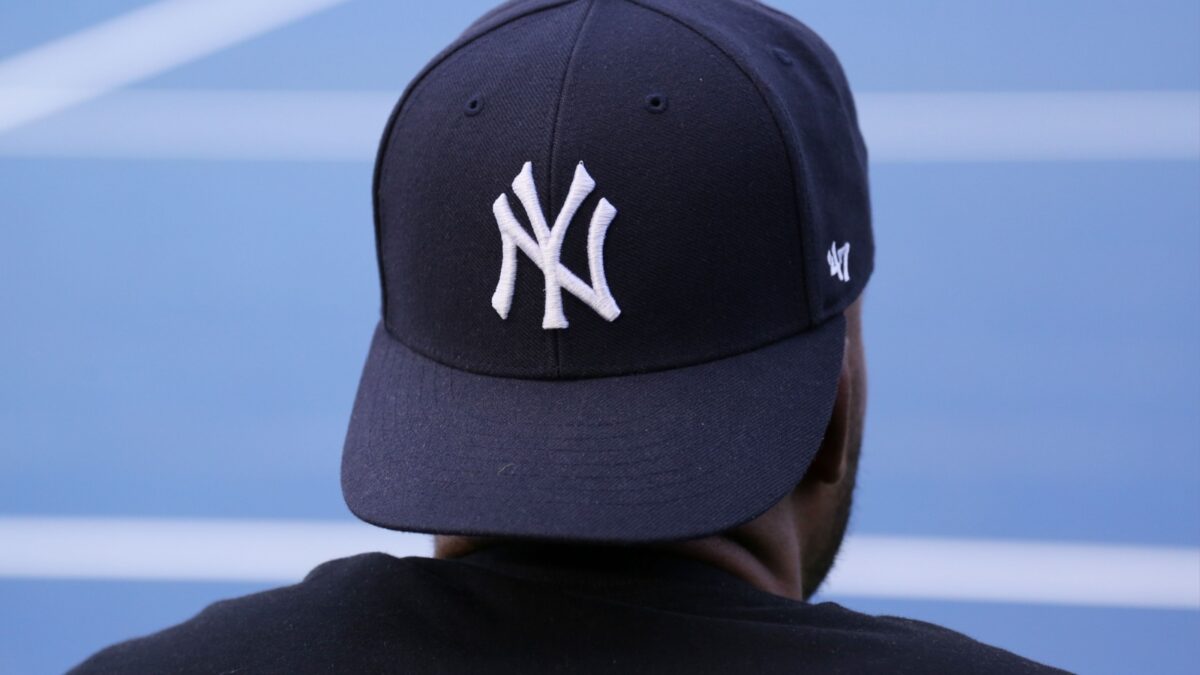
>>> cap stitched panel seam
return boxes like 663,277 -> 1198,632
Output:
383,316 -> 817,382
371,0 -> 584,330
545,0 -> 599,377
625,0 -> 814,328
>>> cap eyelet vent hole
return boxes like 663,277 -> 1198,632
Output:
464,95 -> 484,116
644,93 -> 668,114
772,47 -> 793,65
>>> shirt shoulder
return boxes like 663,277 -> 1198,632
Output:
68,552 -> 422,675
802,602 -> 1070,674
68,552 -> 1072,675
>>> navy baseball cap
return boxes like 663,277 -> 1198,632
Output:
343,0 -> 872,543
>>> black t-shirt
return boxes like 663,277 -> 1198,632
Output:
71,545 -> 1068,674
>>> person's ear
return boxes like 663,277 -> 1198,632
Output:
805,344 -> 852,486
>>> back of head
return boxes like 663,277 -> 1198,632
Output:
342,0 -> 872,574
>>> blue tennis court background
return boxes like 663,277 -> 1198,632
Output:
1,1 -> 1198,673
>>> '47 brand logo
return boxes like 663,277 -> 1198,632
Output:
827,241 -> 851,283
490,161 -> 620,329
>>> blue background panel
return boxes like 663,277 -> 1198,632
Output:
1,1 -> 1197,674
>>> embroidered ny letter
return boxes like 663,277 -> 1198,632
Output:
490,162 -> 620,329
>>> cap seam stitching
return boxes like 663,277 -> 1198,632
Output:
624,0 -> 816,327
544,0 -> 598,377
382,313 -> 831,382
372,0 -> 582,332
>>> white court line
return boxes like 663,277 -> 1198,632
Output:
824,535 -> 1200,610
0,89 -> 393,161
0,0 -> 350,134
1,516 -> 1196,610
856,91 -> 1200,162
0,89 -> 1196,162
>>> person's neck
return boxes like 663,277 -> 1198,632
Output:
434,492 -> 807,601
654,497 -> 805,600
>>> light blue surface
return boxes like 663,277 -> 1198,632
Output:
1,1 -> 1198,674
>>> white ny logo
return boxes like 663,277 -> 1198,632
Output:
491,161 -> 621,329
827,241 -> 851,282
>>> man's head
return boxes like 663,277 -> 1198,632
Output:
341,0 -> 872,595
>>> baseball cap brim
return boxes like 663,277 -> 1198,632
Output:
342,315 -> 845,544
